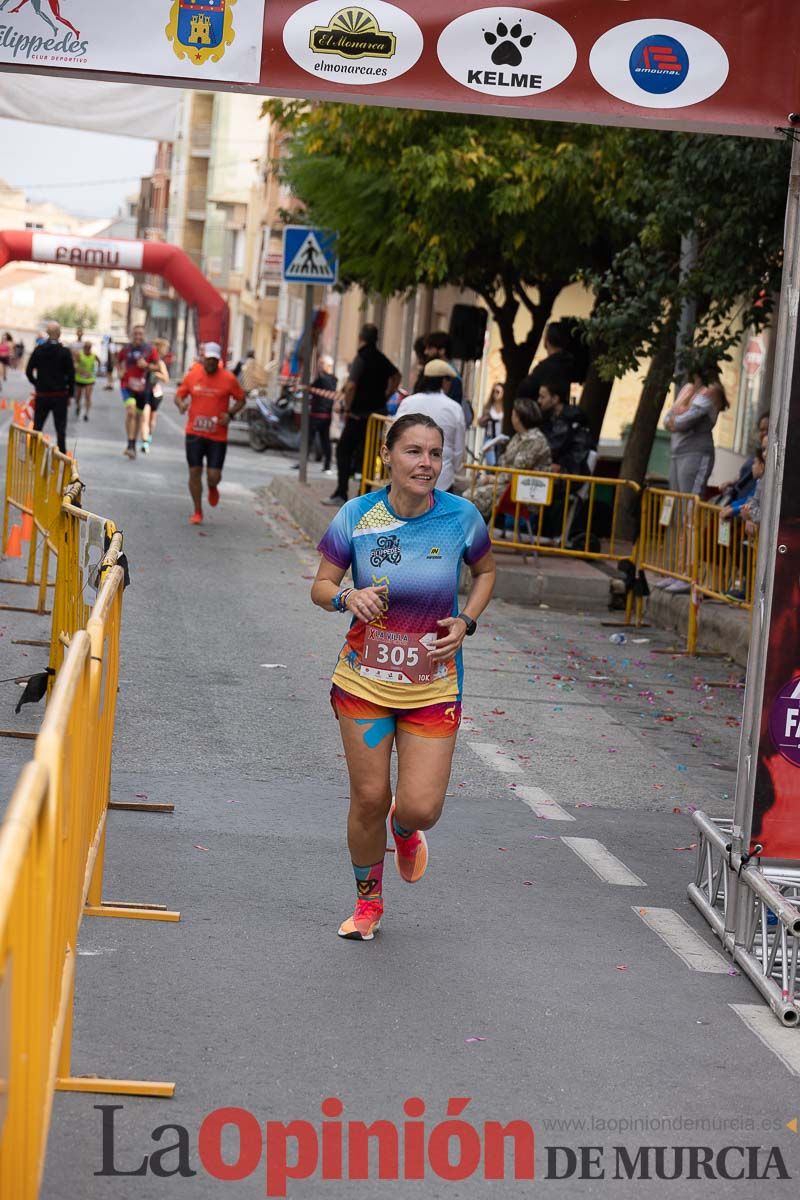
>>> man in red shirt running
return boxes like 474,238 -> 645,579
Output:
118,325 -> 159,458
175,342 -> 245,525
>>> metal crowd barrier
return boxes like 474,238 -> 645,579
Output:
636,487 -> 759,653
464,461 -> 640,564
359,413 -> 393,494
0,426 -> 180,1199
1,424 -> 79,617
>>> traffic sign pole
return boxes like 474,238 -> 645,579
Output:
298,287 -> 314,485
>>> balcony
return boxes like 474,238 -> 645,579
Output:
186,188 -> 208,220
190,123 -> 212,156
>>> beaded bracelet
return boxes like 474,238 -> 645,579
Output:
332,589 -> 353,613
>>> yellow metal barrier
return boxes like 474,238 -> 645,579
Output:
696,500 -> 759,608
48,500 -> 114,677
465,462 -> 640,558
1,424 -> 80,616
0,761 -> 55,1200
360,413 -> 393,493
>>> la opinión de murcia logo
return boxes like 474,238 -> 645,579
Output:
95,1102 -> 792,1193
166,0 -> 236,65
0,0 -> 87,59
309,6 -> 396,60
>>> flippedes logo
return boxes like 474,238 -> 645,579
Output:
629,33 -> 689,95
0,0 -> 88,60
166,0 -> 236,66
437,6 -> 576,99
370,534 -> 402,567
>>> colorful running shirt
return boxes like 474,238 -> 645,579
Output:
176,363 -> 245,442
118,343 -> 158,393
318,487 -> 491,708
75,351 -> 98,385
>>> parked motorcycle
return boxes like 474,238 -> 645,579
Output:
247,386 -> 302,453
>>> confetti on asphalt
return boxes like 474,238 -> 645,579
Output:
465,1037 -> 488,1043
673,844 -> 698,852
261,663 -> 288,669
194,844 -> 210,852
615,965 -> 628,972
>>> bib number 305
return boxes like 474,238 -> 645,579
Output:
360,628 -> 438,685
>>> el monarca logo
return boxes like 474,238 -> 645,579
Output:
310,6 -> 396,59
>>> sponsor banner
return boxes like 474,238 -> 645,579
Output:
0,0 -> 264,83
751,330 -> 800,859
32,233 -> 144,271
0,2 -> 795,136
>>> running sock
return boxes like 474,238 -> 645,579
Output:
353,860 -> 384,901
127,438 -> 136,451
392,813 -> 415,840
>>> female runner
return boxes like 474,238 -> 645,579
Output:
311,413 -> 496,940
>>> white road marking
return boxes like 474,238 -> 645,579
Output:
634,906 -> 729,972
561,837 -> 646,886
516,785 -> 575,821
468,742 -> 523,774
730,1004 -> 800,1076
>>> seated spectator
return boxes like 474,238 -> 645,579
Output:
537,377 -> 595,475
395,359 -> 466,492
717,411 -> 770,506
472,396 -> 552,521
721,446 -> 766,527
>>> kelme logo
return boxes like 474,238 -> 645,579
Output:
437,7 -> 576,99
310,6 -> 395,60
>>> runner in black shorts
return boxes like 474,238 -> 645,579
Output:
175,342 -> 245,525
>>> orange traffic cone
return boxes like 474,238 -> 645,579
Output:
21,513 -> 33,541
4,524 -> 22,557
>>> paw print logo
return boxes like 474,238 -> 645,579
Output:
483,19 -> 533,67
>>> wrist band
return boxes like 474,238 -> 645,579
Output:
332,589 -> 353,613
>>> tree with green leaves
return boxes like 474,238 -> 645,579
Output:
583,132 -> 790,494
41,303 -> 98,331
266,101 -> 649,419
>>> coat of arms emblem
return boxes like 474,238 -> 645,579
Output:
166,0 -> 236,65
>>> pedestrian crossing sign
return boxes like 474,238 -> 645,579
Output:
282,226 -> 339,285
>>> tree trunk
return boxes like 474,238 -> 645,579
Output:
579,358 -> 614,442
618,326 -> 676,539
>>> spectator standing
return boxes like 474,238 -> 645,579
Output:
0,332 -> 12,383
325,323 -> 399,506
472,397 -> 552,521
478,382 -> 505,464
74,340 -> 100,421
25,321 -> 74,453
517,322 -> 574,402
422,331 -> 464,407
309,353 -> 338,474
395,359 -> 467,492
663,369 -> 729,496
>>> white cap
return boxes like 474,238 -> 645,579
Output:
204,342 -> 222,360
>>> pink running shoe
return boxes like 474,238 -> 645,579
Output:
338,897 -> 383,941
389,802 -> 428,883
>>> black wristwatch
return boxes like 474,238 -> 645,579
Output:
457,613 -> 477,636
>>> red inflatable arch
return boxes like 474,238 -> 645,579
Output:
0,229 -> 229,355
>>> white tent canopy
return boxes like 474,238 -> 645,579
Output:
0,76 -> 179,141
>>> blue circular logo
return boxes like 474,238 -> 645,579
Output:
629,34 -> 689,95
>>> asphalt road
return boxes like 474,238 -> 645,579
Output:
1,368 -> 799,1199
